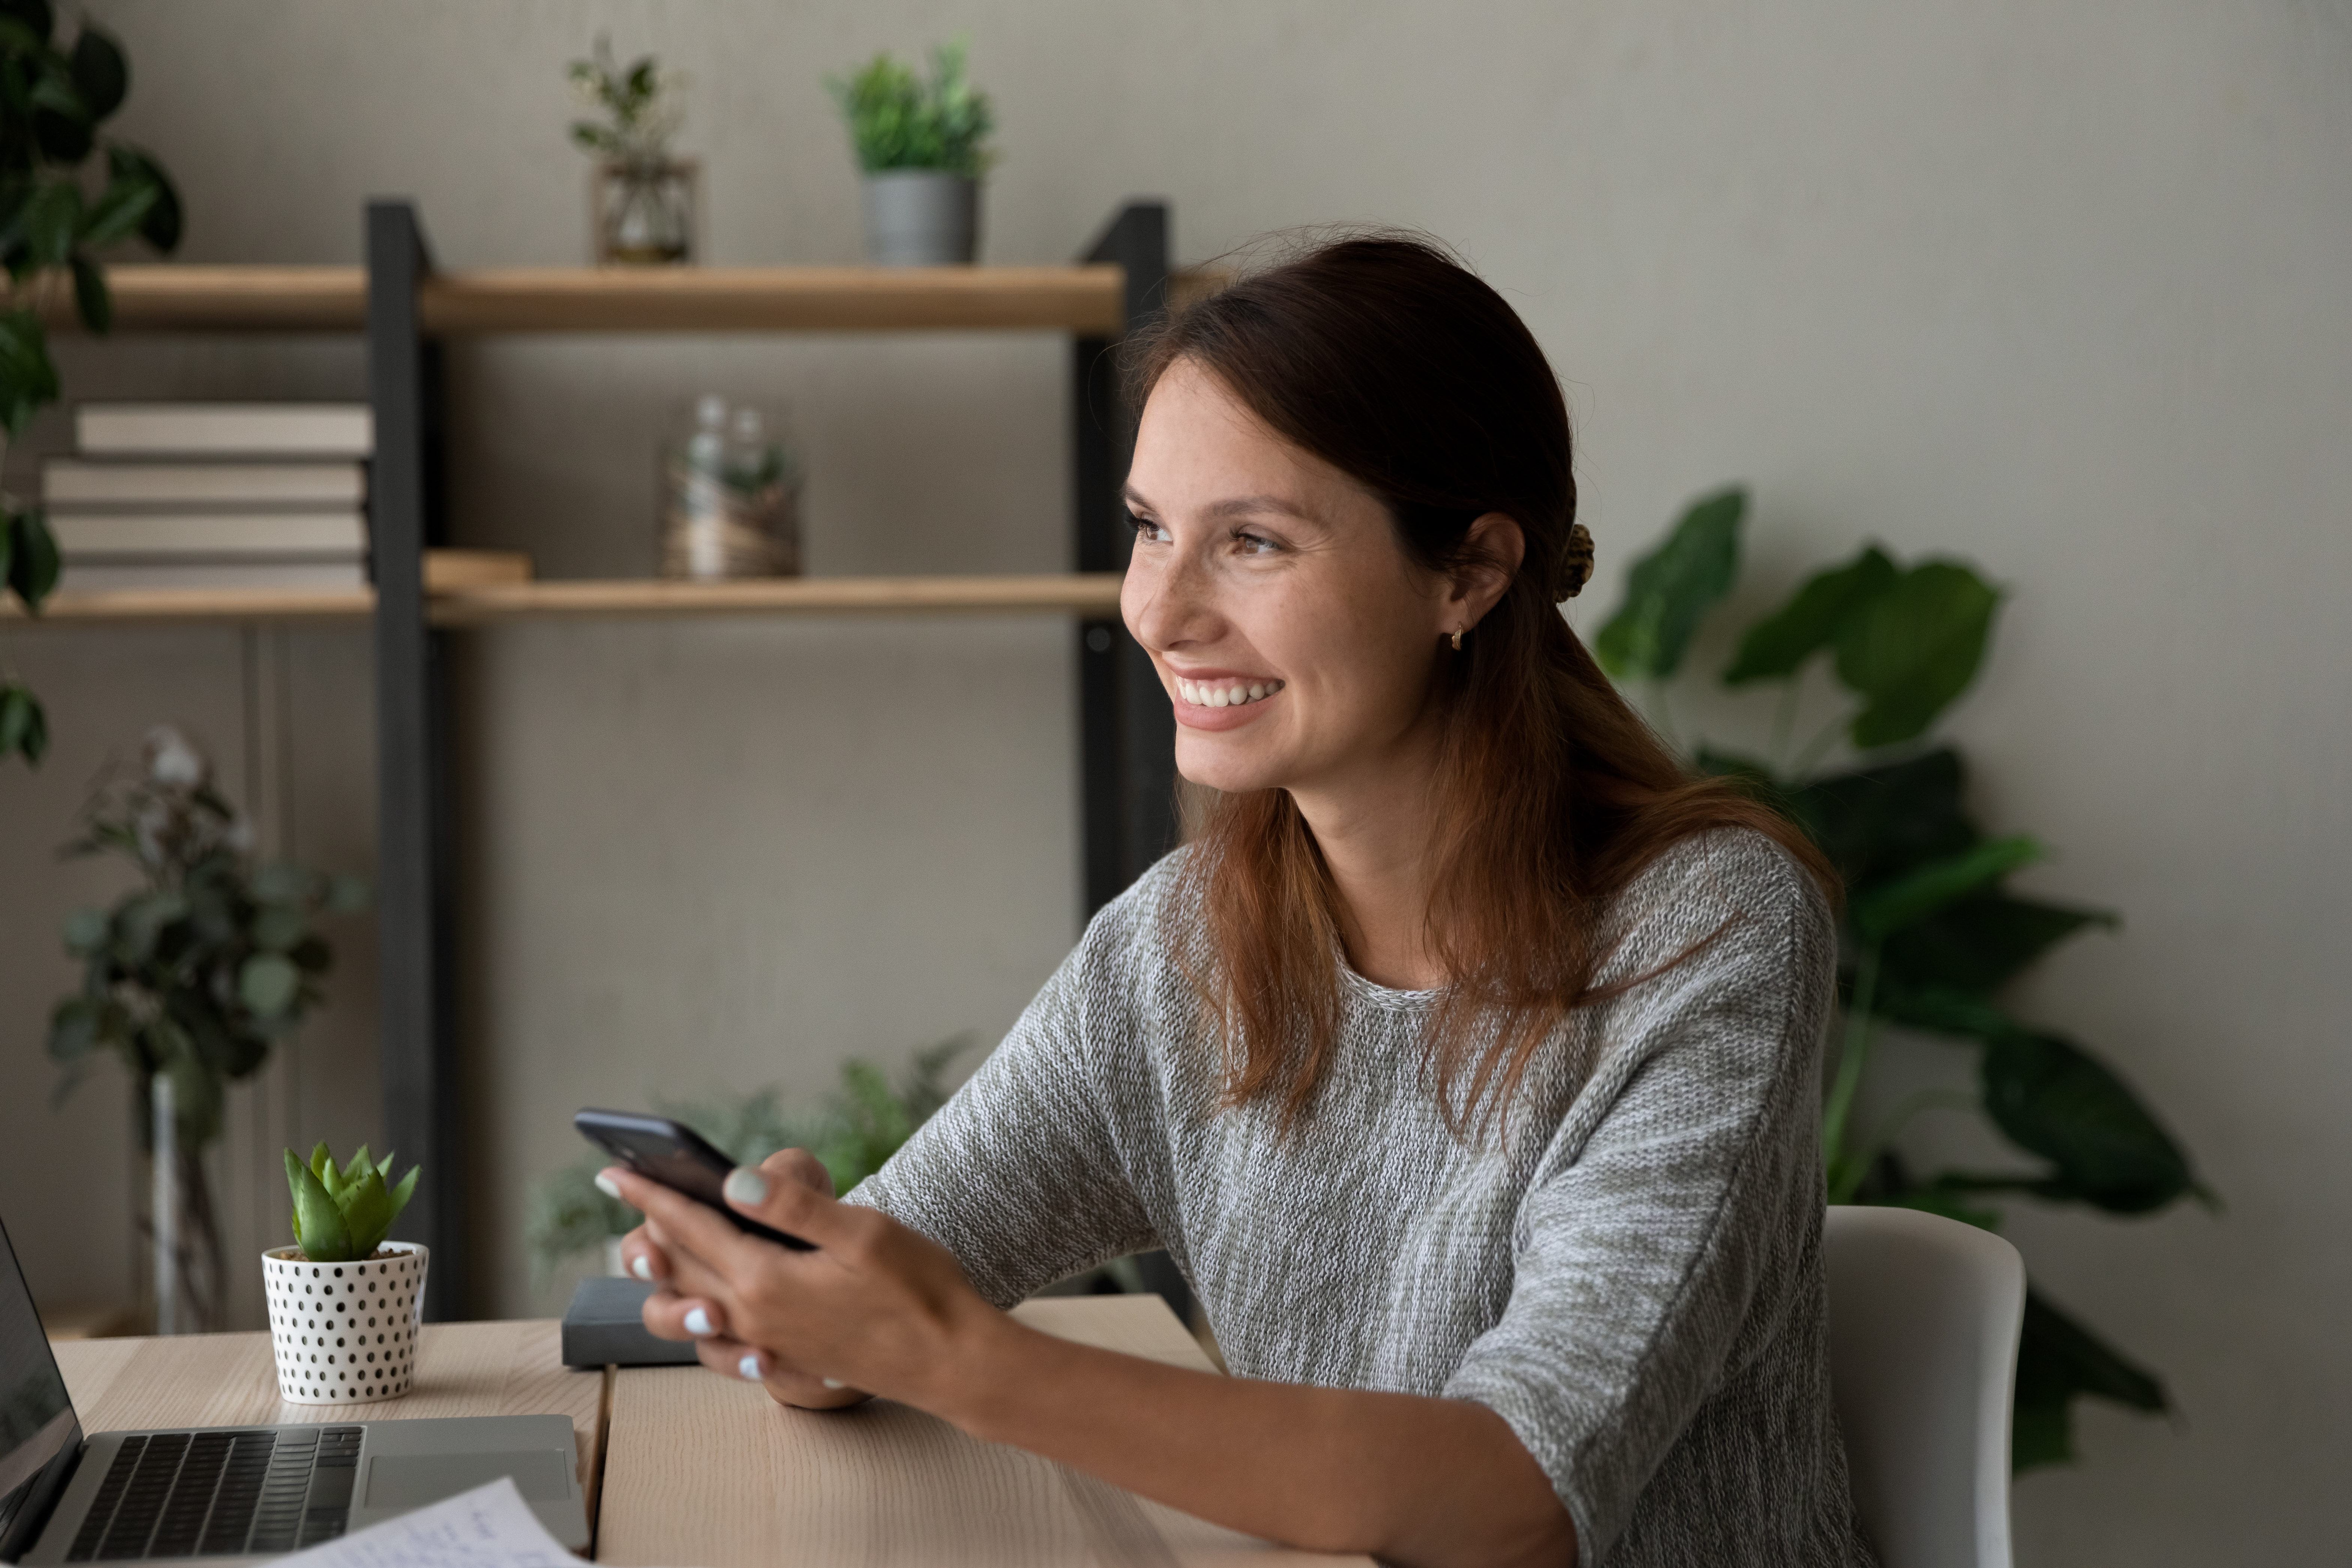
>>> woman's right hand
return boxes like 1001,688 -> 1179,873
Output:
616,1149 -> 869,1410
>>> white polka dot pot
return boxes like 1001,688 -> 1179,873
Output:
263,1242 -> 428,1405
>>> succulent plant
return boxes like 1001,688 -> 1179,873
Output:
283,1143 -> 418,1263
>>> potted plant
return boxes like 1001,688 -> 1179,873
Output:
0,10 -> 182,764
569,35 -> 694,266
1596,488 -> 2213,1469
827,42 -> 996,267
265,1143 -> 423,1404
46,728 -> 367,1335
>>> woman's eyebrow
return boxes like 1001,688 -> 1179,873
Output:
1120,485 -> 1315,522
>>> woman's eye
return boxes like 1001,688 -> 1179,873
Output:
1232,530 -> 1279,556
1129,514 -> 1170,545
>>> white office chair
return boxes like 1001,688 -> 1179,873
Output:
1823,1204 -> 2025,1568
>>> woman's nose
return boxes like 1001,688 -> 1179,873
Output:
1124,543 -> 1218,652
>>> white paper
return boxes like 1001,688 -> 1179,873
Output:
269,1478 -> 589,1568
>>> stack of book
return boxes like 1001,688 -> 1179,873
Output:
45,403 -> 373,593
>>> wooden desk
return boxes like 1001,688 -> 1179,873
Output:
49,1320 -> 607,1515
599,1296 -> 1358,1568
49,1301 -> 1363,1566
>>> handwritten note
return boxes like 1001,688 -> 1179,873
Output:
271,1478 -> 597,1568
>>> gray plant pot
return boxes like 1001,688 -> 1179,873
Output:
861,170 -> 980,266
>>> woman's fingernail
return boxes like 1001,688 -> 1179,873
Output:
738,1354 -> 763,1382
723,1167 -> 769,1206
593,1170 -> 622,1200
683,1306 -> 713,1337
821,1378 -> 845,1390
631,1254 -> 654,1282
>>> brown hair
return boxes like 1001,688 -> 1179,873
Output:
1130,232 -> 1835,1132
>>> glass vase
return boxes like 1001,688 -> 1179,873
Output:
593,159 -> 697,266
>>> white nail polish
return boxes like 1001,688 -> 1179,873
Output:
683,1306 -> 713,1337
821,1378 -> 845,1390
593,1171 -> 622,1201
739,1354 -> 763,1382
631,1254 -> 653,1282
722,1167 -> 769,1206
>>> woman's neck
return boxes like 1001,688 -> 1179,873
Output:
1289,733 -> 1451,991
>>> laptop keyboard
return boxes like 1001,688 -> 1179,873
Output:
64,1426 -> 360,1559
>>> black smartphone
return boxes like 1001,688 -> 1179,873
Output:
574,1108 -> 815,1251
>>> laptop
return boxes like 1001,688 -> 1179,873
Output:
0,1212 -> 589,1564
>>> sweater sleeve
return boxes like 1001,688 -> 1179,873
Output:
1440,836 -> 1838,1566
842,882 -> 1163,1308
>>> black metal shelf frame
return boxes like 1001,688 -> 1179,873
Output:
364,200 -> 1176,1317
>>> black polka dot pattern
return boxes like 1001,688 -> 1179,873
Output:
264,1245 -> 428,1404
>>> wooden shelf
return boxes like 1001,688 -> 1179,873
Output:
55,264 -> 1128,335
3,573 -> 1126,626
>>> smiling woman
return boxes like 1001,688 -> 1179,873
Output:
607,235 -> 1873,1568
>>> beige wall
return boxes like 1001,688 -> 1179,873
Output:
0,3 -> 2344,1562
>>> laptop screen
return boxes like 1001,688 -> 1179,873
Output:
0,1216 -> 75,1548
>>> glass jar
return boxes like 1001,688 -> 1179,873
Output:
660,396 -> 801,579
595,159 -> 695,266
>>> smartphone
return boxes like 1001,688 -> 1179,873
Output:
574,1108 -> 815,1251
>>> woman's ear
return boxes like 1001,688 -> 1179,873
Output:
1449,512 -> 1527,629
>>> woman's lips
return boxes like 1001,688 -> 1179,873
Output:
1169,672 -> 1284,730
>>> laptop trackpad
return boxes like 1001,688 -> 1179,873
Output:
363,1450 -> 572,1508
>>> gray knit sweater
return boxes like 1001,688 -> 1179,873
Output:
851,829 -> 1876,1567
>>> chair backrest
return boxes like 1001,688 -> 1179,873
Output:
1823,1204 -> 2025,1568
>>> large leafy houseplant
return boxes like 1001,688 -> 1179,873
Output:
1596,488 -> 2209,1470
46,728 -> 365,1331
0,1 -> 182,763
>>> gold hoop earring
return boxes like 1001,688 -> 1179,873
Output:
1450,628 -> 1464,651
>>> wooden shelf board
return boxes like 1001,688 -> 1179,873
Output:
4,574 -> 1125,625
54,264 -> 1127,335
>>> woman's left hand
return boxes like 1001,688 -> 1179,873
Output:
601,1157 -> 1003,1416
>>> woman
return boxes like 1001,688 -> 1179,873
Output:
602,236 -> 1875,1568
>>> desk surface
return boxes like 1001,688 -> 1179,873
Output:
51,1299 -> 1364,1567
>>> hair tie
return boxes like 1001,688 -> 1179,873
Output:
1556,523 -> 1595,600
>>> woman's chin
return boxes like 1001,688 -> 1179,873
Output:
1174,734 -> 1282,797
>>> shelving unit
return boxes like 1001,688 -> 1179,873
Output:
23,204 -> 1177,1316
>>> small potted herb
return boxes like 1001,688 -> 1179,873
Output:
827,42 -> 996,266
264,1143 -> 424,1405
569,35 -> 693,265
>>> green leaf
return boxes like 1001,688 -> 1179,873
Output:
338,1168 -> 394,1255
46,995 -> 99,1063
251,905 -> 306,953
0,309 -> 59,438
1723,545 -> 1898,686
384,1164 -> 419,1227
0,682 -> 46,765
7,508 -> 60,607
376,1151 -> 396,1180
285,1149 -> 352,1261
1982,1032 -> 2198,1213
1593,487 -> 1745,681
30,104 -> 91,165
68,26 -> 126,121
1868,978 -> 2020,1041
238,952 -> 301,1018
17,177 -> 79,268
309,1140 -> 336,1186
1832,561 -> 2000,749
2012,1286 -> 2167,1472
68,253 -> 107,333
341,1144 -> 373,1185
79,174 -> 155,250
1790,749 -> 1977,888
1850,835 -> 2042,943
1881,892 -> 2116,997
104,147 -> 180,253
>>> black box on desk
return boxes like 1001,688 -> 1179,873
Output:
560,1277 -> 701,1368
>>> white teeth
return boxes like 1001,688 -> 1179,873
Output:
1177,677 -> 1284,707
